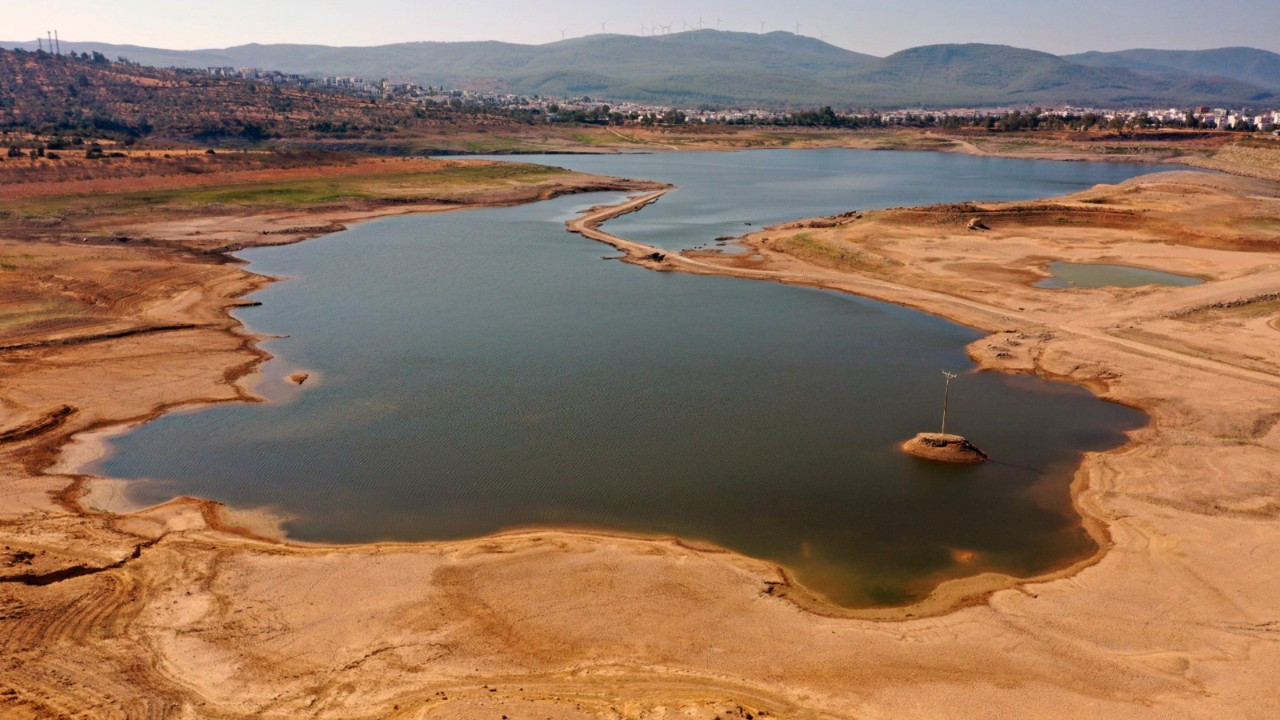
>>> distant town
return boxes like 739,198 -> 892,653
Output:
202,63 -> 1280,133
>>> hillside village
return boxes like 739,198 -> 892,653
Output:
205,62 -> 1280,132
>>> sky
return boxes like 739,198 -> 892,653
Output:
5,0 -> 1279,56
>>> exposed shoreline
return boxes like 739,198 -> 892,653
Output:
56,182 -> 1131,620
565,191 -> 1135,620
4,152 -> 1280,716
58,170 -> 1280,604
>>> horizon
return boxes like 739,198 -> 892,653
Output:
6,0 -> 1280,56
6,30 -> 1280,59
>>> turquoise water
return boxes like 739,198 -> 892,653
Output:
97,151 -> 1155,607
1037,261 -> 1204,289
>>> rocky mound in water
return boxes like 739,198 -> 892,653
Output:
902,432 -> 989,464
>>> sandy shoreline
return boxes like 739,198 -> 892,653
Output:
3,155 -> 1280,716
565,193 -> 1131,619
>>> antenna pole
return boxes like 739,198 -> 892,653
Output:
54,29 -> 60,55
941,371 -> 957,435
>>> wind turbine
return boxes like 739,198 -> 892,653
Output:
559,28 -> 567,41
760,20 -> 766,34
697,15 -> 704,31
794,20 -> 802,36
600,21 -> 607,34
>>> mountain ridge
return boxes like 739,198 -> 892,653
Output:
1064,47 -> 1280,91
5,33 -> 1277,108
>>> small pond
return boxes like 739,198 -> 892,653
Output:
1037,261 -> 1204,289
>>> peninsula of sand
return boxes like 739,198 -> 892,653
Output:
3,145 -> 1280,718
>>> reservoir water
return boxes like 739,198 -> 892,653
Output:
98,150 -> 1156,607
472,149 -> 1184,252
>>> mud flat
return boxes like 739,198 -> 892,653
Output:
2,163 -> 1279,718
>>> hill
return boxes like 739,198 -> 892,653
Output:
5,32 -> 877,106
5,34 -> 1278,108
0,48 -> 529,144
847,44 -> 1277,107
1064,48 -> 1280,92
0,41 -> 237,69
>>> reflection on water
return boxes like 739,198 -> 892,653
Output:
99,151 -> 1153,607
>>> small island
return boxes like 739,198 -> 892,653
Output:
902,432 -> 989,464
901,370 -> 988,464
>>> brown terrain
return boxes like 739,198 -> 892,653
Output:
2,132 -> 1280,718
0,48 -> 528,145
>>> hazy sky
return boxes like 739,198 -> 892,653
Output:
7,0 -> 1279,55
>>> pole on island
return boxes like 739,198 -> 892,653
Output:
901,370 -> 986,463
901,369 -> 986,464
940,370 -> 957,435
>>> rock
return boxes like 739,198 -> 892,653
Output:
967,218 -> 989,231
901,432 -> 988,464
286,372 -> 310,386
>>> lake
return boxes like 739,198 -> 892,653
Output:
474,149 -> 1184,251
97,150 -> 1156,607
